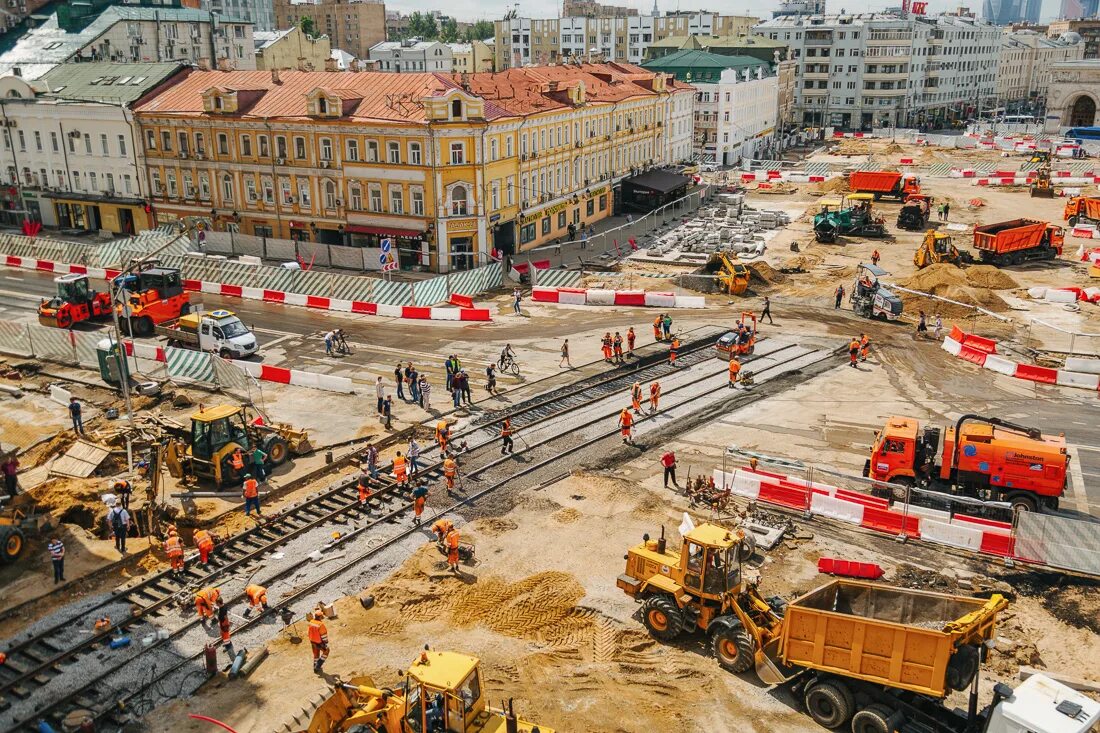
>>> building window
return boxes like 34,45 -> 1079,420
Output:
557,211 -> 566,229
490,139 -> 498,161
195,133 -> 204,155
520,222 -> 535,243
411,188 -> 424,216
320,138 -> 333,161
298,180 -> 312,208
262,177 -> 274,203
16,131 -> 24,152
118,134 -> 127,157
541,216 -> 551,235
349,183 -> 362,210
346,139 -> 359,161
387,141 -> 400,164
451,185 -> 467,215
218,133 -> 229,155
506,136 -> 513,157
369,186 -> 382,212
276,136 -> 287,159
246,178 -> 257,202
409,142 -> 421,165
259,135 -> 269,157
221,175 -> 233,202
389,186 -> 403,214
367,140 -> 378,162
325,179 -> 338,209
491,180 -> 499,210
184,172 -> 194,197
295,136 -> 307,159
72,171 -> 81,191
241,135 -> 252,157
50,132 -> 59,153
281,179 -> 292,205
150,171 -> 160,194
33,131 -> 41,152
586,199 -> 594,217
167,172 -> 177,197
451,99 -> 462,119
123,174 -> 132,194
158,131 -> 169,152
450,142 -> 464,165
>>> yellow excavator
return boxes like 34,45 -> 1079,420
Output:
913,229 -> 971,269
164,404 -> 312,488
708,251 -> 751,296
304,649 -> 552,733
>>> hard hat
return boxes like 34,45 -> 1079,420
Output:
243,473 -> 251,479
168,528 -> 177,536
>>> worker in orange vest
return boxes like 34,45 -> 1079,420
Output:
393,451 -> 408,487
413,483 -> 428,522
243,584 -> 269,618
601,332 -> 613,362
668,337 -> 680,366
860,333 -> 871,363
431,518 -> 454,543
193,528 -> 215,565
652,314 -> 663,341
612,332 -> 624,364
165,527 -> 184,575
357,469 -> 373,505
500,418 -> 514,455
626,326 -> 636,357
618,407 -> 634,445
443,456 -> 458,491
871,249 -> 881,266
194,586 -> 220,623
445,527 -> 461,573
649,381 -> 661,414
435,421 -> 449,454
216,597 -> 234,657
849,337 -> 860,368
230,447 -> 245,473
631,382 -> 643,415
728,356 -> 742,389
242,473 -> 262,517
307,610 -> 329,673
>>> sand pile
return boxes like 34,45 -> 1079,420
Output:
814,177 -> 849,195
884,142 -> 905,154
897,263 -> 1011,317
748,261 -> 788,285
965,265 -> 1018,290
27,476 -> 106,529
837,139 -> 871,156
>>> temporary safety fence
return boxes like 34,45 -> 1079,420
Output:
711,462 -> 1100,579
943,325 -> 1100,392
532,286 -> 705,309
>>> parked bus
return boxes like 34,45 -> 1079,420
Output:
1065,126 -> 1100,141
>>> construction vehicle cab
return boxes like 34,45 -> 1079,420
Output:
707,252 -> 751,296
117,265 -> 191,337
813,193 -> 888,243
165,404 -> 311,488
1064,195 -> 1100,228
0,506 -> 55,563
914,229 -> 970,269
851,263 -> 902,321
715,312 -> 757,358
1030,162 -> 1055,198
897,194 -> 933,230
37,274 -> 113,328
305,650 -> 552,733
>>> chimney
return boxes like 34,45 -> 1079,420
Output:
198,58 -> 211,71
350,59 -> 359,72
548,80 -> 559,92
217,57 -> 233,71
298,57 -> 310,71
271,67 -> 281,84
325,58 -> 337,71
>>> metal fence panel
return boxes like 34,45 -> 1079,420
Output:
329,244 -> 367,271
265,238 -> 297,261
371,278 -> 413,306
1015,512 -> 1100,575
166,347 -> 216,384
412,275 -> 449,306
0,320 -> 32,356
212,355 -> 251,393
532,269 -> 583,288
27,327 -> 77,364
296,240 -> 332,268
328,272 -> 374,301
74,331 -> 101,368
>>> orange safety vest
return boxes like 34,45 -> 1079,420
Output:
653,316 -> 661,328
500,420 -> 513,437
432,519 -> 453,536
619,410 -> 633,428
194,530 -> 214,551
231,450 -> 245,470
729,360 -> 741,376
860,336 -> 869,349
165,535 -> 182,557
245,584 -> 267,605
308,619 -> 328,644
650,383 -> 660,399
196,587 -> 220,606
394,456 -> 407,479
443,459 -> 457,478
436,422 -> 448,440
243,478 -> 258,498
446,529 -> 461,549
849,340 -> 860,352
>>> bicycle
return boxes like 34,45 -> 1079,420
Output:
498,355 -> 520,376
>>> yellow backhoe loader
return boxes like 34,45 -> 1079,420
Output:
707,251 -> 751,296
913,229 -> 971,269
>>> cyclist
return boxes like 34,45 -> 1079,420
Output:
499,344 -> 516,369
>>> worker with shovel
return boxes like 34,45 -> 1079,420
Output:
443,456 -> 458,493
193,528 -> 215,565
618,407 -> 635,445
243,584 -> 269,618
412,482 -> 428,525
649,381 -> 661,414
500,418 -> 515,455
432,518 -> 454,544
631,382 -> 643,415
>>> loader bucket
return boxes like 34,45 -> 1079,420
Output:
754,638 -> 799,686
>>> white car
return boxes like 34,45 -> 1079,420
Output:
700,163 -> 719,172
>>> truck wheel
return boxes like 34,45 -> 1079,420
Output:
946,645 -> 979,691
1007,493 -> 1037,514
0,526 -> 25,563
263,435 -> 290,466
850,704 -> 894,733
179,302 -> 191,316
1069,216 -> 1079,228
804,680 -> 854,729
133,316 -> 154,337
641,596 -> 683,641
712,623 -> 755,673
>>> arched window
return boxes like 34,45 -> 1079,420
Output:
349,182 -> 362,210
324,180 -> 337,209
451,99 -> 462,119
451,185 -> 467,216
221,174 -> 233,202
6,90 -> 20,98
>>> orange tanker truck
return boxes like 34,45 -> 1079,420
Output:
864,413 -> 1067,512
848,171 -> 921,201
1064,195 -> 1100,228
972,218 -> 1063,266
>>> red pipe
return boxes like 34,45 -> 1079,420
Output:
188,714 -> 240,733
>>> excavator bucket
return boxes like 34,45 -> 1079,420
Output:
754,637 -> 799,686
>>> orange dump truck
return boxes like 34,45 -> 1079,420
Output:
864,414 -> 1067,512
972,218 -> 1063,266
1064,196 -> 1100,227
848,171 -> 921,201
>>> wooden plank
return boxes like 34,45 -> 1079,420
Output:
17,462 -> 53,490
50,441 -> 110,478
1019,667 -> 1100,693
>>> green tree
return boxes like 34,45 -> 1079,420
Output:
406,11 -> 425,38
440,18 -> 459,43
472,20 -> 494,41
421,15 -> 439,39
298,16 -> 315,38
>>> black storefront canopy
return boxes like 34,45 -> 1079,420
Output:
620,170 -> 692,212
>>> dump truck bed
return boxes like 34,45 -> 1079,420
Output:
1070,197 -> 1100,220
779,580 -> 1004,698
972,219 -> 1048,253
849,171 -> 902,193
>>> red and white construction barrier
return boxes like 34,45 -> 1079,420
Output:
943,325 -> 1100,391
1072,226 -> 1098,239
2,254 -> 490,322
532,286 -> 705,309
1078,246 -> 1100,263
1026,286 -> 1100,304
712,465 -> 1019,561
122,338 -> 353,393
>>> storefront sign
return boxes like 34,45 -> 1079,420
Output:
489,213 -> 501,223
449,218 -> 478,232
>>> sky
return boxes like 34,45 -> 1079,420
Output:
387,0 -> 1065,26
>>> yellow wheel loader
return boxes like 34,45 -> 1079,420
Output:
913,229 -> 971,269
707,252 -> 751,296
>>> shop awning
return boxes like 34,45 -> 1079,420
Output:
622,170 -> 691,194
345,224 -> 424,238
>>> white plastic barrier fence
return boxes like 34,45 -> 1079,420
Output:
809,493 -> 865,524
919,518 -> 984,551
1065,357 -> 1100,374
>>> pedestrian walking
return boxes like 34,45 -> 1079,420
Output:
412,483 -> 428,523
567,222 -> 576,241
849,337 -> 860,368
512,287 -> 522,315
942,202 -> 950,222
560,339 -> 572,368
485,363 -> 497,394
375,377 -> 385,417
242,473 -> 262,517
106,502 -> 130,554
871,249 -> 881,266
419,377 -> 431,410
728,356 -> 742,388
618,407 -> 635,445
500,418 -> 514,455
408,438 -> 421,474
626,326 -> 636,357
933,314 -> 944,339
165,527 -> 184,575
460,369 -> 472,405
112,479 -> 133,511
3,452 -> 19,499
916,310 -> 928,337
834,284 -> 845,309
243,584 -> 269,618
217,598 -> 234,658
668,336 -> 680,366
194,528 -> 215,565
612,332 -> 624,364
395,363 -> 405,400
860,334 -> 871,362
653,314 -> 663,342
662,314 -> 672,340
308,611 -> 329,673
366,443 -> 379,480
443,456 -> 458,492
251,445 -> 268,481
761,296 -> 773,325
587,224 -> 595,238
649,381 -> 661,414
383,396 -> 393,429
660,451 -> 680,490
69,397 -> 84,435
48,536 -> 65,583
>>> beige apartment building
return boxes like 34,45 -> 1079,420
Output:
273,0 -> 385,60
451,41 -> 495,73
254,26 -> 333,70
997,29 -> 1084,106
